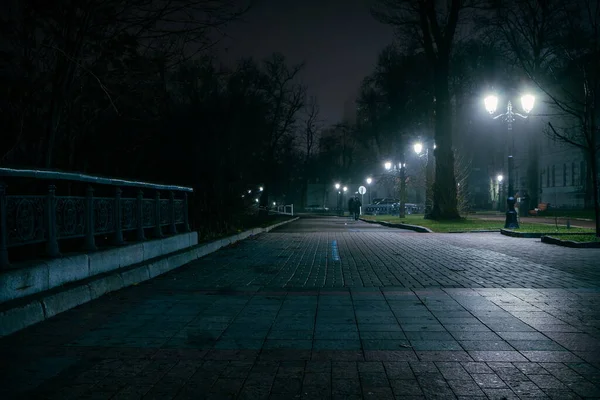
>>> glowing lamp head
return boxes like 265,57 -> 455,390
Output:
366,177 -> 372,184
484,94 -> 498,114
497,174 -> 504,183
413,142 -> 423,154
384,161 -> 392,170
259,186 -> 263,191
335,183 -> 340,189
343,186 -> 348,192
521,94 -> 535,113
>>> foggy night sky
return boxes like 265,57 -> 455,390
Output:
216,0 -> 394,124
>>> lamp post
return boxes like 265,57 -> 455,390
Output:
413,140 -> 435,217
496,174 -> 504,212
385,160 -> 406,218
366,177 -> 372,204
484,93 -> 535,229
334,183 -> 341,216
343,186 -> 348,216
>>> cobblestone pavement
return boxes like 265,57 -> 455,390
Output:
1,216 -> 600,399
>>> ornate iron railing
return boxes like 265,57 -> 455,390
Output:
0,168 -> 193,268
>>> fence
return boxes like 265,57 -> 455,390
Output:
272,204 -> 294,216
0,168 -> 193,269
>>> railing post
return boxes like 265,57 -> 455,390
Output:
114,187 -> 124,245
154,191 -> 162,238
136,190 -> 146,241
169,191 -> 177,234
84,186 -> 97,251
45,184 -> 60,257
0,182 -> 9,268
183,192 -> 191,232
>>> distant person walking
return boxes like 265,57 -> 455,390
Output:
347,197 -> 355,219
353,196 -> 362,220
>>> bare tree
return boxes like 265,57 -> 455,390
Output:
371,0 -> 479,219
258,53 -> 306,216
299,96 -> 322,208
488,0 -> 600,235
0,0 -> 251,168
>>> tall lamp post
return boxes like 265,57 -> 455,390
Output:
413,141 -> 435,217
496,174 -> 504,211
334,183 -> 341,216
384,160 -> 406,218
366,177 -> 373,204
484,93 -> 535,229
343,186 -> 348,215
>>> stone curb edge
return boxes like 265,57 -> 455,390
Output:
0,216 -> 299,337
359,218 -> 433,233
501,229 -> 593,238
541,235 -> 600,248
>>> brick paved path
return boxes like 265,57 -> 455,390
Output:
1,216 -> 600,399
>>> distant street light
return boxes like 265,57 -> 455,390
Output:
259,187 -> 264,191
343,186 -> 348,192
497,174 -> 504,183
383,160 -> 407,218
414,140 -> 434,217
484,92 -> 536,228
366,177 -> 373,203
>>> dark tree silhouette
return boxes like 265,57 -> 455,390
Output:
371,0 -> 478,219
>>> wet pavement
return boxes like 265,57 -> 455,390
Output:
1,216 -> 600,399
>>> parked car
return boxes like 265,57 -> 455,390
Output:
304,204 -> 329,212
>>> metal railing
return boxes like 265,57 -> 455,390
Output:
0,168 -> 193,268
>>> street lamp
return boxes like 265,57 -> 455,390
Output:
413,142 -> 423,155
484,92 -> 535,228
366,177 -> 373,204
334,183 -> 341,215
413,141 -> 434,217
384,160 -> 407,218
496,174 -> 504,212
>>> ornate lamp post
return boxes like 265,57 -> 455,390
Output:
384,160 -> 407,218
366,177 -> 372,204
484,93 -> 535,229
334,183 -> 341,216
413,140 -> 435,217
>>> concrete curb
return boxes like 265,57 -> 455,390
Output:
541,235 -> 600,248
359,218 -> 433,233
501,229 -> 593,238
0,216 -> 299,337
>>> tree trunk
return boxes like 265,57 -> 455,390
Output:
430,63 -> 460,220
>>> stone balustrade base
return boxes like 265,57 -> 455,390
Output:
0,217 -> 298,337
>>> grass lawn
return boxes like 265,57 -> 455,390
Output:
545,234 -> 600,243
362,214 -> 595,234
512,225 -> 592,234
362,214 -> 503,233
